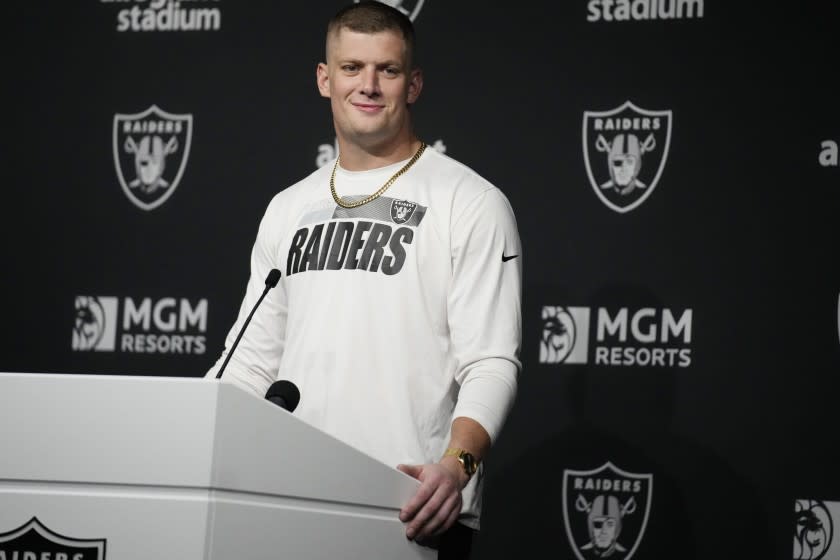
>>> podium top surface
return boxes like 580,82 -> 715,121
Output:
0,372 -> 419,511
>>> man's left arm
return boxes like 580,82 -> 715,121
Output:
398,187 -> 522,541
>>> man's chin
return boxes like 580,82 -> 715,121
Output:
346,129 -> 399,150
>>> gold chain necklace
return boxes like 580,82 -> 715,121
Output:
330,142 -> 427,209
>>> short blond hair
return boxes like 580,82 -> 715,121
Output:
326,1 -> 416,67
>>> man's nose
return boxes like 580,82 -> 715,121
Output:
359,67 -> 380,97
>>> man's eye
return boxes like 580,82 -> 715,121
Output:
342,64 -> 358,72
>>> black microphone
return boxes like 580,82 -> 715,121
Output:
265,380 -> 301,412
216,269 -> 282,380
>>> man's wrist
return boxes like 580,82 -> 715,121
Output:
440,456 -> 471,489
441,447 -> 479,488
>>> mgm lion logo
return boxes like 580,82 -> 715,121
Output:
794,499 -> 835,560
540,306 -> 590,364
72,296 -> 118,352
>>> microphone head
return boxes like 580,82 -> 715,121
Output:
265,269 -> 282,288
265,380 -> 300,412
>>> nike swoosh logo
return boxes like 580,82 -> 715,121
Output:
502,254 -> 519,262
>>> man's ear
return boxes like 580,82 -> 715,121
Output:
316,63 -> 330,98
407,67 -> 423,105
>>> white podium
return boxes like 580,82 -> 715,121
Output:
0,373 -> 435,559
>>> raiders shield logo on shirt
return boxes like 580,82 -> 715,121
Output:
390,199 -> 417,224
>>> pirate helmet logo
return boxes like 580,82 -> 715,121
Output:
390,199 -> 418,224
563,462 -> 653,560
583,101 -> 672,213
579,494 -> 634,557
597,133 -> 655,194
113,105 -> 193,211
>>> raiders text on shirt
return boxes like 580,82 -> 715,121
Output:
286,220 -> 413,276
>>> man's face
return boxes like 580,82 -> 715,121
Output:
317,28 -> 422,151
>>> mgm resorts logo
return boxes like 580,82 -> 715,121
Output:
0,517 -> 105,560
113,105 -> 193,211
540,306 -> 692,367
794,499 -> 838,560
583,101 -> 672,213
72,295 -> 207,355
563,462 -> 653,560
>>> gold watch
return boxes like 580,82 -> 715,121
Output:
443,448 -> 479,477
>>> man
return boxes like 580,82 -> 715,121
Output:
207,2 -> 522,556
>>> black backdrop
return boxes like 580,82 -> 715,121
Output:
3,2 -> 839,559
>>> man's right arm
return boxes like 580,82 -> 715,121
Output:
205,198 -> 288,397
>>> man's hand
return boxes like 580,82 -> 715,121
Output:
397,417 -> 490,541
396,461 -> 466,541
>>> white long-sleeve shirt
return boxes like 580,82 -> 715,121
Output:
207,147 -> 522,528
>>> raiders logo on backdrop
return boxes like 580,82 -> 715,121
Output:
113,105 -> 193,211
794,499 -> 837,560
563,462 -> 653,560
355,0 -> 424,21
390,199 -> 418,224
0,517 -> 106,559
583,101 -> 672,213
